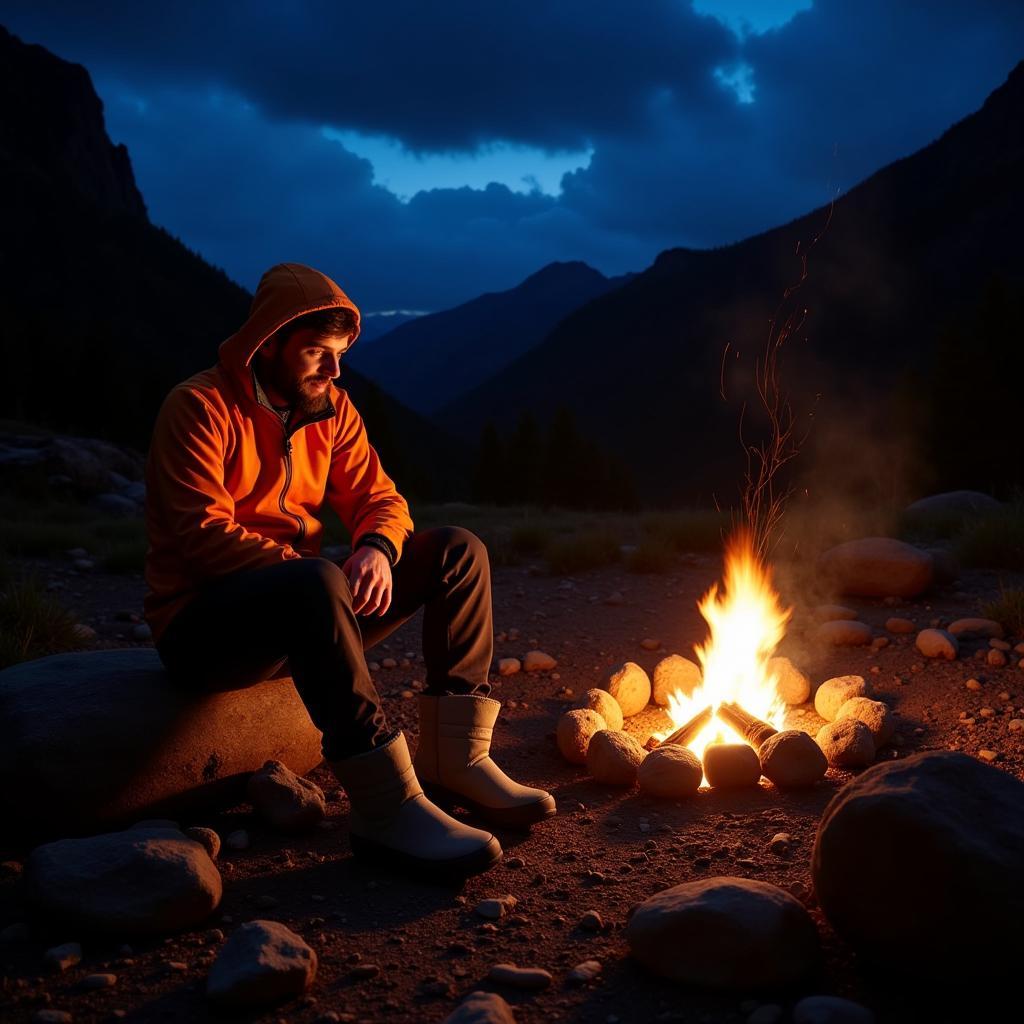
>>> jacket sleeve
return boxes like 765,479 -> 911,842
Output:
325,394 -> 414,562
147,386 -> 303,578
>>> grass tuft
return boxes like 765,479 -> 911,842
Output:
0,569 -> 84,669
981,586 -> 1024,637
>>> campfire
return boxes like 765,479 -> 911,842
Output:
646,530 -> 790,767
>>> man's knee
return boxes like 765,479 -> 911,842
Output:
434,525 -> 489,572
287,557 -> 351,604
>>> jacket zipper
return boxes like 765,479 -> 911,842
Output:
279,429 -> 305,546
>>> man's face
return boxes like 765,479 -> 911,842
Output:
256,326 -> 353,417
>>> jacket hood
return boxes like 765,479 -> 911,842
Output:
218,263 -> 362,381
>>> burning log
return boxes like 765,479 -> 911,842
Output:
717,701 -> 778,750
644,705 -> 713,751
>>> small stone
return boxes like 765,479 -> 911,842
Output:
32,1012 -> 74,1023
835,697 -> 896,747
567,959 -> 603,984
704,743 -> 762,788
1008,720 -> 1024,732
965,678 -> 983,692
793,995 -> 875,1024
601,661 -> 652,717
498,658 -> 521,676
885,617 -> 916,634
759,731 -> 828,788
475,896 -> 517,920
990,638 -> 1011,651
44,942 -> 83,972
78,972 -> 117,990
586,730 -> 646,785
948,618 -> 1005,640
816,621 -> 872,647
487,963 -> 552,989
640,638 -> 662,651
225,830 -> 250,851
557,709 -> 606,765
350,963 -> 381,980
579,910 -> 604,931
814,604 -> 858,622
988,649 -> 1008,667
578,688 -> 624,731
814,675 -> 871,721
977,749 -> 999,763
523,650 -> 557,672
72,623 -> 97,643
442,992 -> 517,1024
915,629 -> 959,660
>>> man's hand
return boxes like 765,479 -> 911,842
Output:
341,546 -> 393,616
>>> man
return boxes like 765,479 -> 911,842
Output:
144,262 -> 555,876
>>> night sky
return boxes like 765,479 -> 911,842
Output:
3,1 -> 1023,313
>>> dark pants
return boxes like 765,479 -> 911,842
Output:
156,526 -> 493,760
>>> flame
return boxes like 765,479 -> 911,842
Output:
653,529 -> 791,766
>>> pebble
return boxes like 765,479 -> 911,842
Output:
816,620 -> 872,647
885,617 -> 916,634
988,649 -> 1008,667
579,910 -> 603,931
350,963 -> 381,980
990,638 -> 1011,651
225,829 -> 250,850
487,963 -> 553,989
640,638 -> 662,650
915,628 -> 959,660
948,618 -> 1005,640
523,650 -> 557,672
966,678 -> 983,691
497,658 -> 521,676
567,959 -> 603,984
381,658 -> 397,669
814,675 -> 871,721
977,749 -> 999,763
44,942 -> 83,972
475,896 -> 517,919
78,973 -> 117,990
769,833 -> 791,856
442,992 -> 516,1024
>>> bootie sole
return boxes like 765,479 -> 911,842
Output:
423,783 -> 557,829
349,832 -> 503,877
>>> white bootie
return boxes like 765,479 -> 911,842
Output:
327,731 -> 501,875
414,694 -> 556,828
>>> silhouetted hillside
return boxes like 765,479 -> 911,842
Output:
0,26 -> 466,500
440,62 -> 1024,504
348,261 -> 627,413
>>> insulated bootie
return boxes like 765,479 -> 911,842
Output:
414,694 -> 557,828
327,730 -> 502,875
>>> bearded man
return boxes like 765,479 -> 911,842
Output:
144,262 -> 554,876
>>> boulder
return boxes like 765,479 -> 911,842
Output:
601,662 -> 651,717
818,538 -> 933,598
26,825 -> 221,935
815,719 -> 875,769
637,745 -> 702,798
627,876 -> 820,988
651,655 -> 702,707
0,649 -> 323,840
812,751 -> 1024,980
904,490 -> 1001,520
206,919 -> 317,1006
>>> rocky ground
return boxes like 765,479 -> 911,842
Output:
2,548 -> 1023,1024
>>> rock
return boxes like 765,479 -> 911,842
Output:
131,623 -> 152,641
815,719 -> 875,768
814,675 -> 871,721
206,919 -> 316,1006
246,760 -> 325,833
759,731 -> 827,788
185,827 -> 221,860
904,490 -> 1001,520
578,688 -> 624,731
819,537 -> 934,598
768,656 -> 811,706
579,910 -> 603,931
475,896 -> 516,920
640,638 -> 662,651
651,655 -> 702,707
814,604 -> 858,622
557,709 -> 606,765
26,825 -> 221,935
586,730 -> 646,786
72,623 -> 97,643
816,620 -> 873,647
31,1011 -> 73,1023
885,617 -> 916,634
43,942 -> 82,972
601,662 -> 651,717
948,617 -> 1004,639
812,751 -> 1024,980
769,833 -> 791,856
497,658 -> 520,676
604,592 -> 625,606
915,628 -> 959,660
626,876 -> 820,988
523,650 -> 557,672
703,743 -> 762,788
835,698 -> 895,747
487,964 -> 552,989
567,959 -> 602,984
0,650 -> 323,840
78,972 -> 117,990
792,996 -> 875,1024
443,991 -> 517,1024
637,745 -> 702,798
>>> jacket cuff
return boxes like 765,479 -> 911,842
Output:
356,532 -> 397,566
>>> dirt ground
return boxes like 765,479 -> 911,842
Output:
2,549 -> 1022,1023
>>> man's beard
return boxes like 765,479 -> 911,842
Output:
259,358 -> 333,418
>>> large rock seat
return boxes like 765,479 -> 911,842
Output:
0,649 -> 323,842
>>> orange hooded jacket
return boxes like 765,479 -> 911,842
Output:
143,263 -> 414,645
